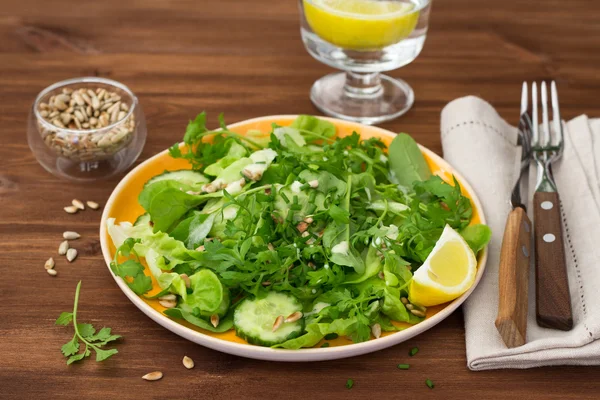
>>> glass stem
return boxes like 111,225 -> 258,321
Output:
343,71 -> 383,99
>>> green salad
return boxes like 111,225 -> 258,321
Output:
107,113 -> 490,349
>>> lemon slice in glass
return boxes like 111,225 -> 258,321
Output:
303,0 -> 420,50
409,225 -> 478,307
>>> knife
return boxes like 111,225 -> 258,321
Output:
495,83 -> 533,348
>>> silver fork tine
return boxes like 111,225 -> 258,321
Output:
541,82 -> 551,148
551,81 -> 563,149
531,82 -> 539,146
521,82 -> 528,116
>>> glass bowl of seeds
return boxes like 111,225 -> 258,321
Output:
27,77 -> 147,182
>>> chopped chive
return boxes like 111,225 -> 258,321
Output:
320,342 -> 330,348
409,347 -> 419,357
324,333 -> 338,340
280,191 -> 290,203
300,183 -> 310,191
397,364 -> 410,370
290,203 -> 302,211
425,379 -> 434,389
293,195 -> 299,205
308,191 -> 317,203
345,379 -> 354,389
305,204 -> 317,215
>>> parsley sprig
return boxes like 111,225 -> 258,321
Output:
55,281 -> 121,364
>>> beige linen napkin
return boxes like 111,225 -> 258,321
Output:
441,96 -> 600,370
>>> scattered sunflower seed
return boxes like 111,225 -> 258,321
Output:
44,257 -> 55,270
180,273 -> 191,288
158,299 -> 176,309
72,199 -> 85,210
285,311 -> 303,323
210,314 -> 220,328
158,294 -> 176,302
182,356 -> 195,370
400,297 -> 409,305
86,200 -> 100,210
371,323 -> 382,339
66,248 -> 78,262
410,309 -> 426,318
272,315 -> 284,332
63,231 -> 80,240
58,240 -> 69,255
406,304 -> 414,311
142,371 -> 163,381
47,269 -> 58,276
64,206 -> 78,214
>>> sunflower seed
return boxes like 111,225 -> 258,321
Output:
378,271 -> 385,280
180,273 -> 191,288
158,299 -> 176,308
158,294 -> 176,302
210,314 -> 219,328
285,311 -> 303,323
182,356 -> 194,369
406,304 -> 414,311
400,297 -> 409,305
47,269 -> 58,276
63,231 -> 80,240
304,216 -> 314,224
142,371 -> 163,381
64,205 -> 78,214
71,199 -> 85,210
196,245 -> 205,252
410,309 -> 426,318
268,243 -> 275,251
272,315 -> 284,332
44,257 -> 55,270
66,248 -> 78,262
58,240 -> 69,255
371,323 -> 382,339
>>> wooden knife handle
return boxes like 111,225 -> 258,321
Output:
533,191 -> 573,331
495,207 -> 531,348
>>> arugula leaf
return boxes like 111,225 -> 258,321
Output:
56,282 -> 121,364
388,133 -> 432,187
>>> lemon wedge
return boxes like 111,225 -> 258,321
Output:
303,0 -> 420,50
409,225 -> 477,307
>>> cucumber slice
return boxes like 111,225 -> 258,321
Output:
146,170 -> 209,191
234,292 -> 304,346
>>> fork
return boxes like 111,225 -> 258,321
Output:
531,81 -> 573,331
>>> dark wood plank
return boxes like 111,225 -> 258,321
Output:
2,0 -> 600,398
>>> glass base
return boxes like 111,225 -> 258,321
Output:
310,72 -> 414,125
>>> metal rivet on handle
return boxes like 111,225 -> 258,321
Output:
522,221 -> 530,233
541,201 -> 554,210
543,233 -> 556,243
522,245 -> 529,257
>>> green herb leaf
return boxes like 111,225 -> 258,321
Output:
409,347 -> 419,356
460,224 -> 492,254
95,348 -> 119,362
426,379 -> 435,389
61,336 -> 80,357
55,312 -> 73,326
346,379 -> 354,389
56,281 -> 121,365
388,133 -> 432,188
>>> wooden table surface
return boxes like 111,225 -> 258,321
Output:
2,0 -> 600,399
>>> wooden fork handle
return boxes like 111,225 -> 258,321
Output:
495,207 -> 531,348
533,191 -> 573,331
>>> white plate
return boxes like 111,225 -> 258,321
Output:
100,115 -> 488,362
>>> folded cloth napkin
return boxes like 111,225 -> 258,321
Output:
441,96 -> 600,370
